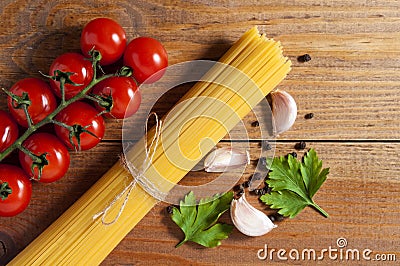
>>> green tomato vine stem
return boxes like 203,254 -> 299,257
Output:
22,104 -> 34,128
0,51 -> 128,162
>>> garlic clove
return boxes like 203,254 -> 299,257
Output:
204,147 -> 250,173
230,193 -> 276,236
190,147 -> 217,171
269,90 -> 297,135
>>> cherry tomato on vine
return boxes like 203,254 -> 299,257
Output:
80,18 -> 126,66
54,101 -> 105,151
49,52 -> 94,99
123,37 -> 168,84
0,164 -> 32,217
7,78 -> 57,128
92,77 -> 141,119
19,133 -> 70,183
0,110 -> 19,153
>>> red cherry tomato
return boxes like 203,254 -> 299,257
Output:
0,164 -> 32,217
49,52 -> 94,99
92,77 -> 141,119
123,37 -> 168,84
0,110 -> 19,153
54,101 -> 105,150
7,78 -> 57,128
19,133 -> 70,183
80,18 -> 126,66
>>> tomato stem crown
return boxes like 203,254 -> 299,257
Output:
86,94 -> 114,115
68,124 -> 99,151
1,89 -> 34,127
118,66 -> 133,77
30,153 -> 49,181
88,48 -> 102,62
2,89 -> 32,109
0,182 -> 12,201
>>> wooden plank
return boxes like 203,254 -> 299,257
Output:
102,142 -> 400,265
0,0 -> 399,140
1,142 -> 399,264
0,0 -> 399,265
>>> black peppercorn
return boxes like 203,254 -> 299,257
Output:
233,184 -> 244,191
263,186 -> 272,194
166,205 -> 174,214
297,54 -> 311,62
295,141 -> 306,150
305,113 -> 314,119
251,121 -> 260,127
253,189 -> 262,195
254,188 -> 267,196
242,180 -> 250,188
261,140 -> 272,151
274,213 -> 285,222
269,213 -> 285,222
236,189 -> 244,198
259,157 -> 267,166
289,152 -> 297,158
268,215 -> 276,222
251,172 -> 262,182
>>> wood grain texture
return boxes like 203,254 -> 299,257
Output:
0,0 -> 399,265
1,0 -> 399,140
1,142 -> 399,265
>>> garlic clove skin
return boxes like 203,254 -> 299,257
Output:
204,147 -> 250,173
230,193 -> 276,237
269,90 -> 297,135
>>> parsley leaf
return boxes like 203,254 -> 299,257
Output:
301,149 -> 330,198
260,148 -> 329,218
171,191 -> 234,248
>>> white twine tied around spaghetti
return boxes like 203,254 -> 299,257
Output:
93,112 -> 166,225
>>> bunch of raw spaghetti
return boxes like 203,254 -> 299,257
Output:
10,27 -> 291,265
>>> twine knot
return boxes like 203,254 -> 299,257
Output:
93,112 -> 165,225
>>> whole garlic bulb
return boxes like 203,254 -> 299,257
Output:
230,194 -> 276,237
269,90 -> 297,135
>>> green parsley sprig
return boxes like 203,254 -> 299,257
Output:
170,191 -> 233,248
261,148 -> 329,218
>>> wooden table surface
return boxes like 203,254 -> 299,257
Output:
0,0 -> 399,265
